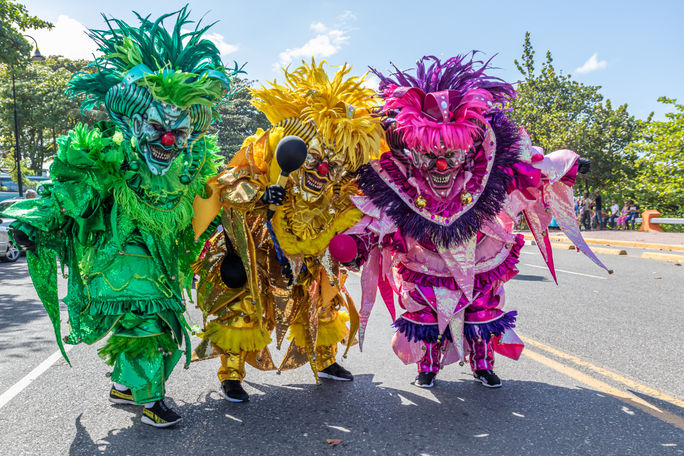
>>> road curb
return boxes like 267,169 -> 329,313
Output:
531,240 -> 627,255
521,234 -> 684,252
640,252 -> 684,263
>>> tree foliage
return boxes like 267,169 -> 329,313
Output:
210,77 -> 270,160
0,0 -> 52,66
626,98 -> 684,216
0,57 -> 93,174
507,32 -> 645,192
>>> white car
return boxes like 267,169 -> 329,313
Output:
0,199 -> 22,262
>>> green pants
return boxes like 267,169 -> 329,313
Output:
99,313 -> 183,404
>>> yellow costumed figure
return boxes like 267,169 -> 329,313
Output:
192,60 -> 384,401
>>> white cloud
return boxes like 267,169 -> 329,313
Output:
26,17 -> 238,63
575,53 -> 607,74
361,74 -> 379,91
181,29 -> 238,56
202,32 -> 239,56
276,26 -> 349,69
29,15 -> 98,60
338,10 -> 357,24
274,14 -> 355,70
310,22 -> 328,34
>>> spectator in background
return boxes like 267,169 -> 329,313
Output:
607,199 -> 620,229
25,189 -> 37,199
626,201 -> 640,230
581,192 -> 593,230
593,189 -> 604,230
617,202 -> 629,230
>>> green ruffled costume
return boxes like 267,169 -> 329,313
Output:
4,123 -> 220,403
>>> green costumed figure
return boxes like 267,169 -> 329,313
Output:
1,7 -> 242,428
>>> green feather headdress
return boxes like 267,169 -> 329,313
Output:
68,5 -> 245,115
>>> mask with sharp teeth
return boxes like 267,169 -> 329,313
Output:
292,137 -> 348,203
130,102 -> 191,176
406,141 -> 480,199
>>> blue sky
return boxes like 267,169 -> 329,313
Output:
24,0 -> 684,120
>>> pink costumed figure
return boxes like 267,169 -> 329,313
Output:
344,54 -> 608,388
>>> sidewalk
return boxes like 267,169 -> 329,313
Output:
518,229 -> 684,252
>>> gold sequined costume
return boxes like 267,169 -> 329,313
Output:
192,60 -> 384,383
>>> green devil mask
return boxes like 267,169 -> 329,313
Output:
68,5 -> 244,178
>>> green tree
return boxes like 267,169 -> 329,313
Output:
0,57 -> 91,174
508,32 -> 644,192
0,0 -> 52,65
626,98 -> 684,217
0,149 -> 33,186
211,78 -> 270,160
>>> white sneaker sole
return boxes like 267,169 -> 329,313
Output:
109,397 -> 136,405
220,388 -> 249,402
413,380 -> 435,389
317,371 -> 353,381
476,378 -> 502,388
141,415 -> 182,428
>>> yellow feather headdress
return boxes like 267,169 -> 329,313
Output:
251,59 -> 384,171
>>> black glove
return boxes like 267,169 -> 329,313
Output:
9,228 -> 34,251
261,185 -> 286,206
578,157 -> 591,174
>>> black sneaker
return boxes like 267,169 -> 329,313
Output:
414,372 -> 436,388
473,369 -> 502,388
318,363 -> 353,381
221,380 -> 249,402
109,385 -> 136,405
141,400 -> 182,428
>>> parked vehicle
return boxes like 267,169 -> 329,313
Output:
0,198 -> 22,262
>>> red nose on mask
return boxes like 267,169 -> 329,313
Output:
161,132 -> 175,146
435,157 -> 449,171
317,162 -> 329,176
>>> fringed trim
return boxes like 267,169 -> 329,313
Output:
201,321 -> 272,353
287,312 -> 350,347
464,311 -> 517,342
87,299 -> 184,316
316,312 -> 350,347
392,317 -> 453,343
98,333 -> 177,366
397,233 -> 524,291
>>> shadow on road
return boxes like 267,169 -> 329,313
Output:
0,259 -> 50,333
67,374 -> 683,456
511,274 -> 550,282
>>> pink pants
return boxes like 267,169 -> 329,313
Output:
416,338 -> 494,373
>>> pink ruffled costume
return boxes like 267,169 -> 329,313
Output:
345,55 -> 608,378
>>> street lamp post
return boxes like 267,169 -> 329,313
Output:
11,35 -> 44,198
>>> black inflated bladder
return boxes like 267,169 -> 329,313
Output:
275,135 -> 308,175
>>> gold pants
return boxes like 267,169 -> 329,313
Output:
217,306 -> 347,382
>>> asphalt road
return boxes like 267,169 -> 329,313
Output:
0,244 -> 682,456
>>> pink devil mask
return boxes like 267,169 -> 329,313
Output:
384,86 -> 493,200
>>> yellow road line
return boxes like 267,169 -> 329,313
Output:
641,252 -> 684,262
520,335 -> 684,409
523,348 -> 684,431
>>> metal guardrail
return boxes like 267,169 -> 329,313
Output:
651,217 -> 684,224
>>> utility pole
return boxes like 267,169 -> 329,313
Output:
9,35 -> 43,198
11,67 -> 23,197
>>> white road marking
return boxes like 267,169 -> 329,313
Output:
0,345 -> 74,409
521,252 -> 538,256
523,263 -> 607,280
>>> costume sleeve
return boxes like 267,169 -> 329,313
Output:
192,128 -> 280,238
